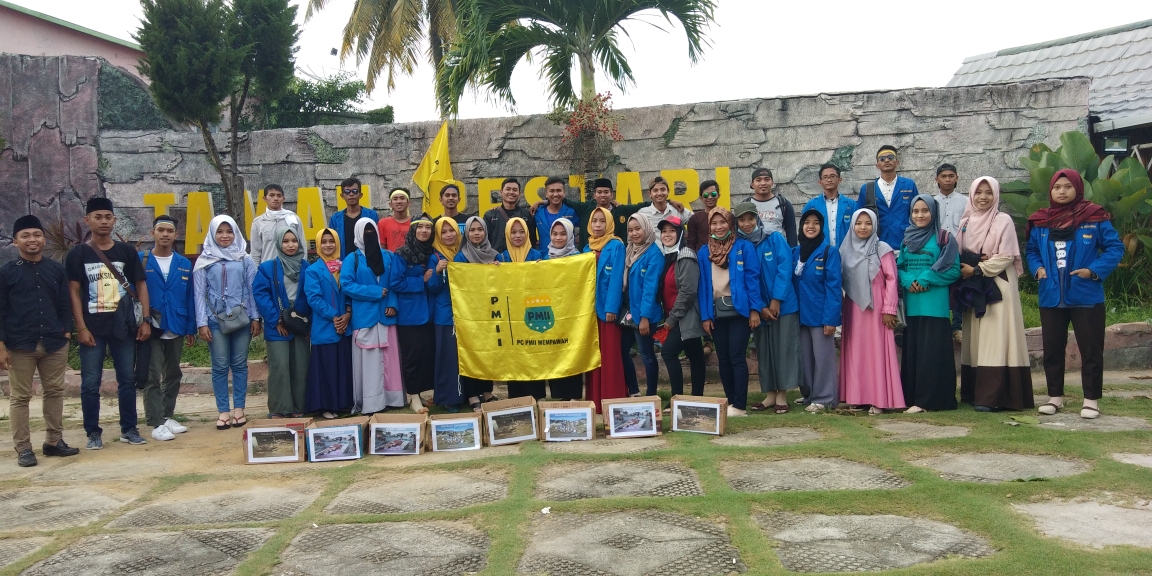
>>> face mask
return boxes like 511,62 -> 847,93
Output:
710,230 -> 732,241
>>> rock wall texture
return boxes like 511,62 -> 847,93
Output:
0,51 -> 1091,251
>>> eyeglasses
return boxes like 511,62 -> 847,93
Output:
877,154 -> 896,162
819,175 -> 840,181
701,191 -> 719,198
342,188 -> 361,196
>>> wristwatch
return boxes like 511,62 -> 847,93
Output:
1090,271 -> 1100,281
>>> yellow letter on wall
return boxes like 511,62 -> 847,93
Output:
661,169 -> 700,207
296,187 -> 326,247
185,192 -> 214,255
524,176 -> 548,204
143,193 -> 176,218
568,175 -> 586,201
615,171 -> 643,205
715,167 -> 732,209
476,178 -> 503,217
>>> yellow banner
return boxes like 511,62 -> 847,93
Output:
449,252 -> 600,381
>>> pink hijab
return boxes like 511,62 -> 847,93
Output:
957,176 -> 1022,274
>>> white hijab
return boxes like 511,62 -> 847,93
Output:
353,218 -> 376,252
194,215 -> 248,272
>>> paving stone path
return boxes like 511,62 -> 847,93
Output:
1037,412 -> 1152,432
755,512 -> 994,572
913,453 -> 1089,483
542,437 -> 668,454
711,427 -> 822,447
276,521 -> 489,576
327,471 -> 508,514
21,529 -> 273,575
0,486 -> 139,531
1111,453 -> 1152,469
721,458 -> 909,492
873,421 -> 969,441
1016,500 -> 1152,549
0,538 -> 50,571
110,483 -> 321,528
536,461 -> 703,501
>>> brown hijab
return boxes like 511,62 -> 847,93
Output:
707,207 -> 736,268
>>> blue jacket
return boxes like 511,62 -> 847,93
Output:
583,239 -> 626,321
252,259 -> 309,341
328,208 -> 380,259
1026,221 -> 1124,308
497,249 -> 543,263
792,243 -> 842,328
139,250 -> 197,336
698,239 -> 764,321
394,257 -> 432,326
858,176 -> 918,248
752,233 -> 798,316
802,194 -> 859,248
302,259 -> 346,345
626,243 -> 665,324
342,250 -> 400,329
535,204 -> 579,249
426,253 -> 453,326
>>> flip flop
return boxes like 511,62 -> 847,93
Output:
749,402 -> 769,412
216,415 -> 232,430
774,405 -> 789,414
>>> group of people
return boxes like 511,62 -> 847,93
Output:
0,146 -> 1125,467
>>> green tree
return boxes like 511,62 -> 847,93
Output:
256,73 -> 366,128
304,0 -> 459,94
136,0 -> 298,223
436,0 -> 716,117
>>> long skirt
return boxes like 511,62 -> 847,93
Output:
266,337 -> 310,415
397,322 -> 435,395
840,303 -> 904,409
901,316 -> 957,411
304,336 -> 354,414
549,375 -> 584,401
507,380 -> 546,400
433,325 -> 465,407
585,319 -> 627,412
352,325 -> 406,413
755,312 -> 801,392
960,266 -> 1033,410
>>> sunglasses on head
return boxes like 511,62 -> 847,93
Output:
701,191 -> 719,199
877,154 -> 897,162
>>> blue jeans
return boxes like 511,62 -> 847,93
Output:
79,334 -> 139,435
208,324 -> 251,413
620,328 -> 659,396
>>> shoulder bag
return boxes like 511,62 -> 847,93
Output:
272,260 -> 311,337
214,260 -> 251,334
87,242 -> 143,341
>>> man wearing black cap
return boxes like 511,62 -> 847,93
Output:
66,197 -> 151,450
749,168 -> 798,247
933,164 -> 965,237
0,215 -> 80,467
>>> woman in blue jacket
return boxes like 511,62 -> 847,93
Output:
428,216 -> 465,411
583,208 -> 627,411
621,214 -> 664,398
1027,169 -> 1124,419
343,219 -> 405,413
455,217 -> 501,409
792,210 -> 842,412
303,228 -> 353,419
698,207 -> 763,417
252,223 -> 309,418
394,214 -> 437,412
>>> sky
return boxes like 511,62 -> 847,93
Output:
14,0 -> 1151,123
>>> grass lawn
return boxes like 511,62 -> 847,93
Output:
1018,291 -> 1152,328
66,334 -> 267,370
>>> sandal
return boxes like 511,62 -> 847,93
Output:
1038,403 -> 1061,415
774,405 -> 789,414
749,402 -> 769,412
232,416 -> 247,427
1080,406 -> 1100,419
470,401 -> 483,413
216,414 -> 232,430
662,407 -> 672,414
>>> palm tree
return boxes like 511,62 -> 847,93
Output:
436,0 -> 715,117
305,0 -> 459,93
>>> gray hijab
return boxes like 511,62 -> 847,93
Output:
902,194 -> 959,274
461,216 -> 498,264
273,223 -> 305,304
547,219 -> 580,259
840,209 -> 893,311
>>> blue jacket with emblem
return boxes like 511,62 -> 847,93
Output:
497,248 -> 543,262
792,242 -> 843,328
752,232 -> 798,316
1025,221 -> 1124,308
802,195 -> 859,248
857,176 -> 918,248
252,259 -> 310,341
626,243 -> 665,324
583,238 -> 626,321
302,258 -> 347,345
426,253 -> 454,326
394,256 -> 432,326
341,250 -> 400,329
139,250 -> 197,336
698,239 -> 764,321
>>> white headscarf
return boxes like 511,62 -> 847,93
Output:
840,209 -> 893,311
353,218 -> 376,252
194,215 -> 248,272
547,219 -> 580,259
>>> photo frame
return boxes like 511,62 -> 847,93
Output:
306,425 -> 363,462
543,408 -> 594,442
369,423 -> 421,456
430,418 -> 482,452
607,402 -> 659,438
246,427 -> 300,464
672,401 -> 722,435
486,406 -> 538,446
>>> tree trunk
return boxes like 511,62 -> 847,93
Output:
196,121 -> 241,225
578,52 -> 596,101
225,77 -> 251,230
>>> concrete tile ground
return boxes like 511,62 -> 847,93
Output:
873,421 -> 970,441
21,529 -> 274,576
536,461 -> 703,501
108,481 -> 322,528
912,453 -> 1090,483
1112,453 -> 1152,469
326,470 -> 508,514
276,521 -> 488,576
721,458 -> 910,493
711,427 -> 822,447
0,485 -> 144,531
0,539 -> 49,571
1016,500 -> 1152,549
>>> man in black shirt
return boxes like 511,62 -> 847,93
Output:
483,178 -> 538,253
0,215 -> 81,467
66,198 -> 151,450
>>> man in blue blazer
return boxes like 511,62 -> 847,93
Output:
803,163 -> 857,248
857,145 -> 919,248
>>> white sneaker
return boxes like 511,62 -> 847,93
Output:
164,418 -> 188,434
727,406 -> 747,417
151,425 -> 175,441
805,403 -> 825,413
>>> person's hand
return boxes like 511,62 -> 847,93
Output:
423,269 -> 434,282
702,320 -> 713,335
198,326 -> 212,343
78,328 -> 96,347
334,313 -> 350,334
136,322 -> 151,341
0,346 -> 9,370
766,299 -> 781,321
1035,267 -> 1047,280
639,318 -> 650,336
276,322 -> 289,337
381,287 -> 388,298
185,335 -> 195,347
960,263 -> 975,279
385,307 -> 397,317
436,259 -> 448,273
529,201 -> 545,216
251,320 -> 263,337
669,199 -> 685,212
824,325 -> 836,337
749,310 -> 761,330
909,281 -> 924,293
1070,268 -> 1092,279
882,314 -> 898,330
605,313 -> 617,323
980,254 -> 990,261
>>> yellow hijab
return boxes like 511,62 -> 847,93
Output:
587,207 -> 616,252
316,227 -> 341,285
504,217 -> 531,262
432,217 -> 461,263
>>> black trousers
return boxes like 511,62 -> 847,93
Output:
660,324 -> 706,396
1040,304 -> 1105,400
397,323 -> 435,395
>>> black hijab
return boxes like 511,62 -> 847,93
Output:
396,215 -> 436,266
798,209 -> 826,262
363,226 -> 385,277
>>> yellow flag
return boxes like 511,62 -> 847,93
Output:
413,121 -> 454,215
448,253 -> 601,381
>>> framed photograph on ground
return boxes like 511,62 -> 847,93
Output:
672,401 -> 722,435
607,402 -> 659,438
486,406 -> 538,446
306,425 -> 362,462
246,427 -> 300,464
431,418 -> 482,452
543,408 -> 594,442
369,423 -> 421,456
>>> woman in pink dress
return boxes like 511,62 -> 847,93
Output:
839,209 -> 904,414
